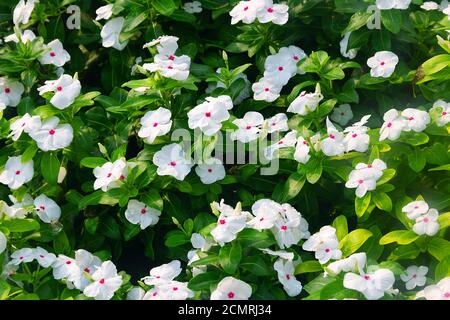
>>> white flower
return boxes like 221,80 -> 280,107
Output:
343,115 -> 371,153
326,252 -> 367,276
302,225 -> 341,263
259,248 -> 294,261
39,39 -> 71,67
13,0 -> 37,26
188,96 -> 233,136
125,199 -> 161,230
138,107 -> 172,144
190,233 -> 212,251
52,254 -> 79,281
143,36 -> 179,55
10,248 -> 35,265
100,17 -> 128,51
0,156 -> 34,190
272,204 -> 310,249
401,108 -> 430,132
187,250 -> 206,276
195,158 -> 226,184
127,287 -> 145,300
419,277 -> 450,300
321,118 -> 346,156
264,130 -> 297,160
340,32 -> 358,59
29,117 -> 73,151
37,74 -> 81,109
142,55 -> 191,81
331,104 -> 353,126
153,144 -> 192,181
95,4 -> 114,21
229,0 -> 266,25
345,170 -> 377,198
430,100 -> 450,127
142,260 -> 182,286
2,194 -> 33,219
34,194 -> 61,223
421,1 -> 439,10
8,113 -> 41,141
70,249 -> 102,290
287,90 -> 324,115
252,77 -> 282,102
367,51 -> 399,78
34,247 -> 57,268
264,53 -> 297,86
294,136 -> 311,164
278,46 -> 307,68
231,111 -> 265,143
0,77 -> 24,107
183,1 -> 202,13
83,261 -> 123,300
93,158 -> 128,192
210,209 -> 247,246
265,113 -> 289,133
379,109 -> 406,141
376,0 -> 411,10
412,209 -> 440,236
274,259 -> 302,297
257,1 -> 289,25
156,281 -> 194,300
400,266 -> 428,290
4,29 -> 36,43
402,200 -> 429,220
247,199 -> 282,230
354,159 -> 387,180
344,268 -> 395,300
210,276 -> 252,300
0,232 -> 6,255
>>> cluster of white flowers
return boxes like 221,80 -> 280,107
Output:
93,157 -> 134,191
379,107 -> 431,141
206,68 -> 251,105
142,36 -> 191,81
10,113 -> 74,151
345,159 -> 387,198
133,260 -> 194,300
416,277 -> 450,300
402,200 -> 440,236
188,95 -> 233,136
230,0 -> 289,25
302,226 -> 342,264
5,247 -> 122,300
252,46 -> 306,102
376,0 -> 411,10
232,112 -> 288,143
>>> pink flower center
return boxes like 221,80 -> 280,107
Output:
153,122 -> 158,127
167,66 -> 173,69
153,292 -> 158,296
267,7 -> 273,13
4,87 -> 11,94
408,117 -> 414,121
259,217 -> 264,222
246,125 -> 252,130
207,168 -> 212,173
303,140 -> 308,145
141,208 -> 147,214
168,55 -> 175,61
444,292 -> 450,298
173,287 -> 178,291
264,87 -> 269,92
219,219 -> 226,225
50,51 -> 56,57
367,164 -> 372,168
170,161 -> 177,167
442,111 -> 447,116
358,179 -> 364,184
244,6 -> 249,11
325,248 -> 330,253
300,92 -> 306,97
277,141 -> 284,145
364,275 -> 371,280
423,217 -> 429,223
15,170 -> 21,175
40,255 -> 44,258
84,267 -> 90,273
414,206 -> 419,209
156,276 -> 161,279
39,205 -> 45,211
293,55 -> 299,61
20,256 -> 24,260
49,129 -> 55,135
107,173 -> 112,178
380,61 -> 385,66
228,291 -> 235,298
66,260 -> 72,265
352,133 -> 357,138
281,225 -> 287,231
412,274 -> 417,278
387,122 -> 392,128
205,112 -> 211,117
99,278 -> 105,284
329,134 -> 335,139
286,274 -> 291,280
56,86 -> 62,91
119,175 -> 125,180
278,66 -> 284,71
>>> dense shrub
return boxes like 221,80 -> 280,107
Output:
0,0 -> 449,300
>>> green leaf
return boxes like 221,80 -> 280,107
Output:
421,54 -> 450,75
98,216 -> 121,240
343,12 -> 374,34
429,164 -> 450,172
164,230 -> 190,247
219,242 -> 242,274
80,157 -> 107,168
428,237 -> 450,261
435,255 -> 450,281
332,215 -> 348,241
190,254 -> 220,267
295,261 -> 323,275
53,231 -> 71,254
372,192 -> 392,212
408,149 -> 426,172
376,169 -> 396,186
240,256 -> 272,276
188,272 -> 221,291
280,172 -> 306,202
141,189 -> 163,211
1,219 -> 40,233
438,212 -> 450,230
305,157 -> 323,184
123,223 -> 141,241
381,9 -> 402,34
339,229 -> 373,256
355,192 -> 371,217
41,153 -> 60,185
379,230 -> 419,245
84,217 -> 99,235
388,243 -> 420,261
22,144 -> 38,163
0,280 -> 11,300
398,132 -> 429,146
151,0 -> 177,16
